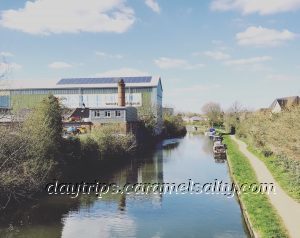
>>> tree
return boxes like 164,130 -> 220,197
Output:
224,101 -> 244,134
138,104 -> 157,136
0,95 -> 63,207
23,94 -> 63,161
201,102 -> 223,127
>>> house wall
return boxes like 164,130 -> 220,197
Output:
272,102 -> 282,113
125,107 -> 138,122
90,109 -> 126,123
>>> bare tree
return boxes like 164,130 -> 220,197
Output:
224,101 -> 245,134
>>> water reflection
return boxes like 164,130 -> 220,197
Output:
0,135 -> 249,238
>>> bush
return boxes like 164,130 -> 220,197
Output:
237,107 -> 300,160
0,95 -> 63,206
163,114 -> 186,138
83,124 -> 137,158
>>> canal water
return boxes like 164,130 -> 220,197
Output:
0,134 -> 250,238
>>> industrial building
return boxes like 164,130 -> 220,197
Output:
0,76 -> 163,134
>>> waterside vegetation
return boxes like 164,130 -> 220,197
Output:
0,95 -> 186,208
224,136 -> 288,238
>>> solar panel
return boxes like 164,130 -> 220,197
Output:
57,76 -> 152,85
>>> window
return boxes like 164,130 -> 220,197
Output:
94,110 -> 100,118
105,111 -> 111,118
115,110 -> 121,117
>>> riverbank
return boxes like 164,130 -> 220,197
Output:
244,143 -> 300,203
233,108 -> 300,203
0,135 -> 250,238
224,135 -> 288,238
0,96 -> 187,209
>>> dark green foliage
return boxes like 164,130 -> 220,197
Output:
163,114 -> 187,138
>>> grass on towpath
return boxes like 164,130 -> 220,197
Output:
246,145 -> 300,203
224,136 -> 288,238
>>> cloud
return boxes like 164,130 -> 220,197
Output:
95,51 -> 123,59
154,57 -> 205,69
94,67 -> 149,77
48,61 -> 72,69
0,62 -> 22,76
0,0 -> 135,35
236,26 -> 297,47
267,74 -> 296,81
211,0 -> 300,15
225,56 -> 272,66
145,0 -> 161,13
0,51 -> 14,57
204,50 -> 231,60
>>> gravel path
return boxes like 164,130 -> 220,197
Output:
231,135 -> 300,238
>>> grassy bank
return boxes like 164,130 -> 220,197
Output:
224,136 -> 288,238
229,107 -> 300,203
246,145 -> 300,202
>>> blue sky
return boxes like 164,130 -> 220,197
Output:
0,0 -> 300,112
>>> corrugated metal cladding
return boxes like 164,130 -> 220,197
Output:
0,96 -> 10,108
57,76 -> 152,85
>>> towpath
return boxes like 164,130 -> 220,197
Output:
231,135 -> 300,238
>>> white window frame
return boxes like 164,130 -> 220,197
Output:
115,110 -> 121,117
94,110 -> 101,118
105,110 -> 111,118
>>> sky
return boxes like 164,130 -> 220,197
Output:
0,0 -> 300,113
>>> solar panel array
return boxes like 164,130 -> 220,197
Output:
57,76 -> 152,85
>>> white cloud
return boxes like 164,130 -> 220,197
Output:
48,61 -> 72,69
236,26 -> 297,47
95,67 -> 149,77
267,74 -> 296,81
225,56 -> 272,66
0,0 -> 135,35
0,62 -> 22,76
95,51 -> 123,59
145,0 -> 161,13
204,50 -> 231,60
211,0 -> 300,15
0,51 -> 14,57
154,57 -> 204,69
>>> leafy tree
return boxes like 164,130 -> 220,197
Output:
138,104 -> 157,137
201,102 -> 223,127
0,95 -> 63,206
23,94 -> 63,161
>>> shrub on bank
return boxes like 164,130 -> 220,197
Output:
236,108 -> 300,161
163,114 -> 187,139
81,124 -> 137,158
0,95 -> 62,206
234,107 -> 300,201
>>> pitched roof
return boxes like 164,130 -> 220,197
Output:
270,96 -> 300,110
70,108 -> 90,118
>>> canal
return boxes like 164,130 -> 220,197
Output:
0,134 -> 250,238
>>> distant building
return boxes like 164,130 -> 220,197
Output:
0,76 -> 163,134
163,107 -> 174,115
270,96 -> 300,113
182,115 -> 208,123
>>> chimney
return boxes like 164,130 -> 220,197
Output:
118,79 -> 126,107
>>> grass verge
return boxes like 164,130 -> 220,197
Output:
247,145 -> 300,203
224,136 -> 288,238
